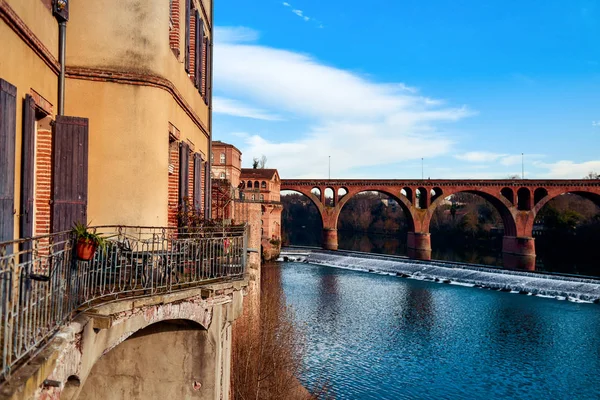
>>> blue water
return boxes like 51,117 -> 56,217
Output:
280,262 -> 600,400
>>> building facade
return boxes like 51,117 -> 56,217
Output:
0,0 -> 213,242
240,169 -> 283,260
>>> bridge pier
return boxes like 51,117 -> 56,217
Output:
322,228 -> 338,251
407,232 -> 432,261
502,236 -> 536,271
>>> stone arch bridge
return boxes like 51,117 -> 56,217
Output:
280,179 -> 600,270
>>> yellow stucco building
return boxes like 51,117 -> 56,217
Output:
0,0 -> 213,242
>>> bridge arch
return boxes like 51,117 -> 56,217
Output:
337,188 -> 416,232
425,189 -> 518,237
77,319 -> 214,400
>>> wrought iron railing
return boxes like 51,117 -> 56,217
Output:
0,225 -> 248,381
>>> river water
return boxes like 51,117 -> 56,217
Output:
276,261 -> 600,399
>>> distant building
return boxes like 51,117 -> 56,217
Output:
240,169 -> 283,260
210,141 -> 242,220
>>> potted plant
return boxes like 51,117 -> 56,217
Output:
72,222 -> 106,261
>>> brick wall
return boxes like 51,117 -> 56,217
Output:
169,0 -> 180,57
168,141 -> 180,228
234,202 -> 262,290
188,152 -> 194,201
189,5 -> 196,83
35,128 -> 52,237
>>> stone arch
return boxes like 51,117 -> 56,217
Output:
78,320 -> 213,400
426,189 -> 518,236
247,180 -> 252,189
311,187 -> 322,202
254,180 -> 260,189
401,187 -> 414,204
517,187 -> 531,211
416,187 -> 428,209
430,187 -> 443,203
324,187 -> 335,207
501,187 -> 514,205
336,188 -> 416,231
533,190 -> 600,216
534,188 -> 548,205
279,189 -> 324,226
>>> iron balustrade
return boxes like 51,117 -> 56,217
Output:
0,225 -> 248,381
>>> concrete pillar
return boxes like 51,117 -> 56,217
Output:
322,228 -> 338,250
407,232 -> 431,261
502,236 -> 536,271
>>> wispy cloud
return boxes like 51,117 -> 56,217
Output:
534,160 -> 600,178
214,27 -> 474,178
213,97 -> 284,121
281,2 -> 319,24
455,152 -> 544,167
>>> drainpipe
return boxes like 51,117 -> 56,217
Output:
204,0 -> 214,220
53,1 -> 69,116
57,21 -> 66,115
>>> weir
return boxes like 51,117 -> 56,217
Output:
280,248 -> 600,302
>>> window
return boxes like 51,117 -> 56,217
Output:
261,181 -> 267,189
251,194 -> 255,201
260,194 -> 264,201
220,172 -> 225,179
210,152 -> 214,163
185,0 -> 191,73
220,153 -> 225,164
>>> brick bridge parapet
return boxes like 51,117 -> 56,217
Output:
280,179 -> 600,269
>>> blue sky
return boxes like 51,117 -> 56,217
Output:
212,0 -> 600,179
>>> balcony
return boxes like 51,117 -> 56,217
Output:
0,225 -> 248,381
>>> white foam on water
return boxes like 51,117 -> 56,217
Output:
280,249 -> 600,303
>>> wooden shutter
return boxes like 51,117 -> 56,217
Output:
195,12 -> 203,89
185,0 -> 191,73
204,37 -> 211,103
20,95 -> 36,240
179,142 -> 190,208
51,116 -> 89,233
193,153 -> 202,211
0,79 -> 17,243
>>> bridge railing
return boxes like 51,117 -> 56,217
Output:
0,225 -> 248,381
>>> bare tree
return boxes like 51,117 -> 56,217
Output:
583,171 -> 599,179
252,155 -> 267,169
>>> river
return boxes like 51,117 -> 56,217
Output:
272,261 -> 600,399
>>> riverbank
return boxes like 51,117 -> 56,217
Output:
279,247 -> 600,303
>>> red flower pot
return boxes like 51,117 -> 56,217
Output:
76,238 -> 98,261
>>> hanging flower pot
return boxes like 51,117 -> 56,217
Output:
76,237 -> 98,261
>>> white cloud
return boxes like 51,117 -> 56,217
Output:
214,26 -> 259,44
214,27 -> 473,178
292,9 -> 303,17
213,97 -> 284,121
282,2 -> 291,6
535,160 -> 600,178
455,152 -> 506,163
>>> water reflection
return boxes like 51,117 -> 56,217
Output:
338,231 -> 599,277
280,262 -> 600,400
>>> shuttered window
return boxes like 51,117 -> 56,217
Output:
193,153 -> 202,211
204,37 -> 211,103
179,142 -> 190,209
51,116 -> 89,233
20,95 -> 36,240
195,11 -> 203,89
0,79 -> 17,243
185,0 -> 191,73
